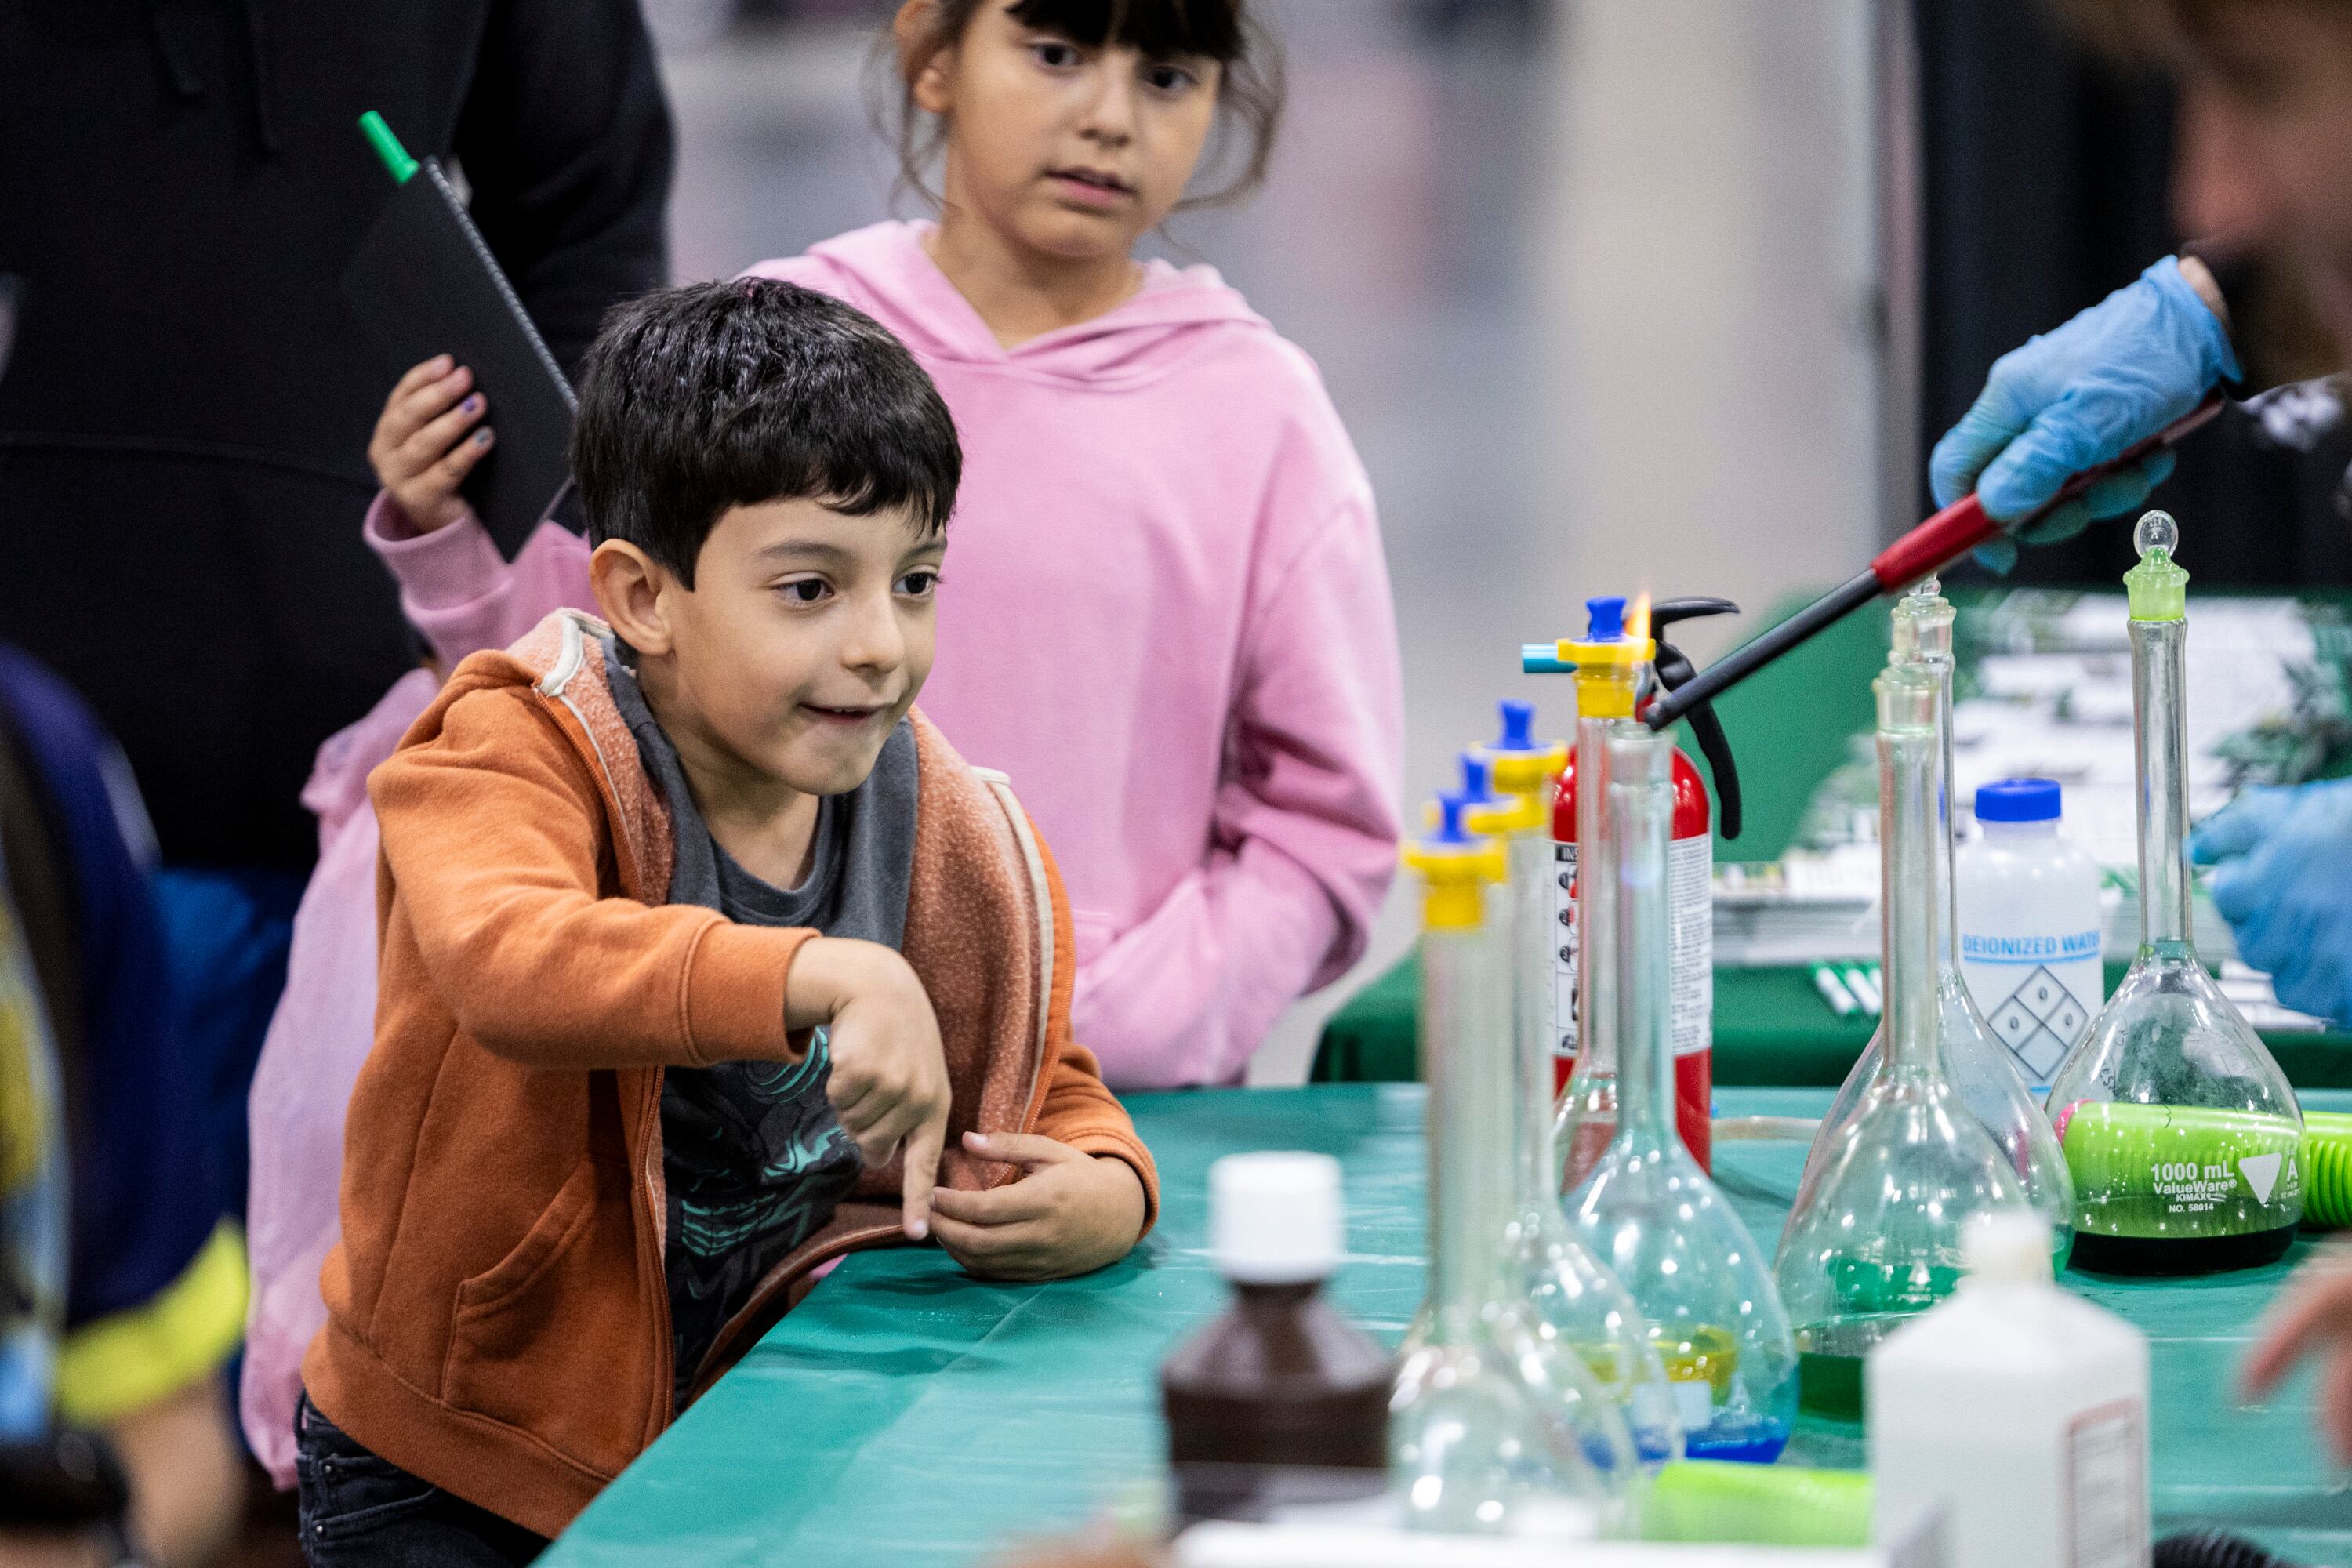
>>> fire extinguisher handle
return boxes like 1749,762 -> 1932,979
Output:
1649,597 -> 1744,842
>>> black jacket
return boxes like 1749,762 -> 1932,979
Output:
0,0 -> 672,864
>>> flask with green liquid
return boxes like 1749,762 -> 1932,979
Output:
2046,511 -> 2304,1275
1774,662 -> 2034,1419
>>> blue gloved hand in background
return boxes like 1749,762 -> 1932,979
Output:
1930,256 -> 2240,573
2191,779 -> 2352,1025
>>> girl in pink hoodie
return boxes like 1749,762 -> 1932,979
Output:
244,0 -> 1400,1476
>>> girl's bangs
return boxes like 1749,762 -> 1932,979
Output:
1003,0 -> 1244,61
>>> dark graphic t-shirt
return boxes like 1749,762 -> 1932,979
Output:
604,635 -> 917,1405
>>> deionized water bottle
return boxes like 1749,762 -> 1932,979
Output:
1776,662 -> 2035,1420
1449,724 -> 1683,1468
2049,513 -> 2304,1276
1566,724 -> 1796,1462
1870,1212 -> 2150,1568
1799,583 -> 2075,1256
1957,778 -> 2106,1092
1391,795 -> 1638,1537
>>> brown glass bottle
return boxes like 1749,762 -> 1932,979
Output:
1160,1153 -> 1393,1526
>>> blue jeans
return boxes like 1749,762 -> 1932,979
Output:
293,1396 -> 546,1567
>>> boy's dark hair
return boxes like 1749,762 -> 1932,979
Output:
886,0 -> 1285,212
572,279 -> 960,586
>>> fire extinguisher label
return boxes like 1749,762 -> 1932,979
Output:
1552,842 -> 1579,1059
1668,833 -> 1712,1060
1552,837 -> 1711,1061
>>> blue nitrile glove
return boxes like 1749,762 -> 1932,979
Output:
2190,779 -> 2352,1025
1930,256 -> 2240,573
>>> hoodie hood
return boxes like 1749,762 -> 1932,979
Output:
784,220 -> 1273,390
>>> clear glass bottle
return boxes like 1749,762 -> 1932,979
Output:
1566,726 -> 1797,1463
1801,583 -> 2075,1257
1458,717 -> 1684,1468
1553,604 -> 1654,1192
1775,662 -> 2033,1421
1392,794 -> 1639,1536
2047,512 -> 2305,1276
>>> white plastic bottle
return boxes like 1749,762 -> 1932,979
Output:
1869,1213 -> 2149,1568
1956,778 -> 2105,1092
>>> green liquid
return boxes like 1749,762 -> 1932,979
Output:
1795,1314 -> 1913,1421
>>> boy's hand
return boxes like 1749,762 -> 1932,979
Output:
787,937 -> 951,1240
929,1131 -> 1147,1282
368,354 -> 493,533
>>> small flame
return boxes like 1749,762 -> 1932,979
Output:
1627,593 -> 1651,645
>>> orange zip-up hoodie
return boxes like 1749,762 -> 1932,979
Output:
302,610 -> 1158,1539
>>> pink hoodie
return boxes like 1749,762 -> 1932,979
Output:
241,220 -> 1400,1476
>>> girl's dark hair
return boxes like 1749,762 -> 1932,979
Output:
883,0 -> 1286,212
572,279 -> 960,586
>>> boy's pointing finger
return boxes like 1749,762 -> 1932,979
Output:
898,1110 -> 948,1240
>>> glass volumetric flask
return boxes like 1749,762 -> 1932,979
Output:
1801,584 -> 2075,1258
1566,725 -> 1797,1464
1456,717 -> 1685,1468
1777,663 -> 2033,1419
2048,513 -> 2304,1276
1392,794 -> 1639,1537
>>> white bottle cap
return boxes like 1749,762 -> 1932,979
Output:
1964,1210 -> 2053,1285
1210,1152 -> 1345,1283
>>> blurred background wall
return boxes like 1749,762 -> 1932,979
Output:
644,0 -> 1891,1077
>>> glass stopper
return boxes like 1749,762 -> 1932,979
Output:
2133,510 -> 2177,557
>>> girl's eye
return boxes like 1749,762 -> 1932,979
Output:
1143,62 -> 1198,93
896,570 -> 941,599
1030,41 -> 1081,70
777,579 -> 832,606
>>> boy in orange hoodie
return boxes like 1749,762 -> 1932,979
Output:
296,279 -> 1157,1563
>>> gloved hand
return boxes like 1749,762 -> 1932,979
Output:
1930,256 -> 2240,573
2190,779 -> 2352,1025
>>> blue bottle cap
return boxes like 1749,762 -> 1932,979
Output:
1976,777 -> 2061,823
1586,595 -> 1627,641
1493,700 -> 1538,751
1457,752 -> 1501,808
1425,791 -> 1475,847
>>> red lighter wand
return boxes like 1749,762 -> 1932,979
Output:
1643,392 -> 2226,734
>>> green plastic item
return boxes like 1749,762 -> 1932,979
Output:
1642,1460 -> 1873,1548
2124,511 -> 2189,622
358,111 -> 419,185
2303,1111 -> 2352,1226
2056,1100 -> 2302,1238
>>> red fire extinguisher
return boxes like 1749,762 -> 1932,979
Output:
1533,596 -> 1742,1171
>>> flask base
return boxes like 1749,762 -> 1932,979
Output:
2067,1224 -> 2297,1277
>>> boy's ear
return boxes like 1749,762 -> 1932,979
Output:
898,0 -> 955,107
590,540 -> 677,657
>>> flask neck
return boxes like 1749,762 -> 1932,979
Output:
1507,828 -> 1559,1205
1607,739 -> 1679,1145
1421,922 -> 1516,1330
2130,618 -> 2195,951
1878,720 -> 1944,1076
1574,714 -> 1619,1077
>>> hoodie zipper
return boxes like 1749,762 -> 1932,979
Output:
529,680 -> 677,1433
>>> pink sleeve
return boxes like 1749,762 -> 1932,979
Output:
364,492 -> 595,669
1071,488 -> 1405,1087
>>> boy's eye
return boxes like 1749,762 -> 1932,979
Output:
776,578 -> 832,605
1143,61 -> 1199,93
895,570 -> 941,599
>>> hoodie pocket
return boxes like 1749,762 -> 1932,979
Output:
442,1156 -> 651,1475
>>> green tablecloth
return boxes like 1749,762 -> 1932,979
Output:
541,1085 -> 2352,1568
1314,955 -> 2352,1087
